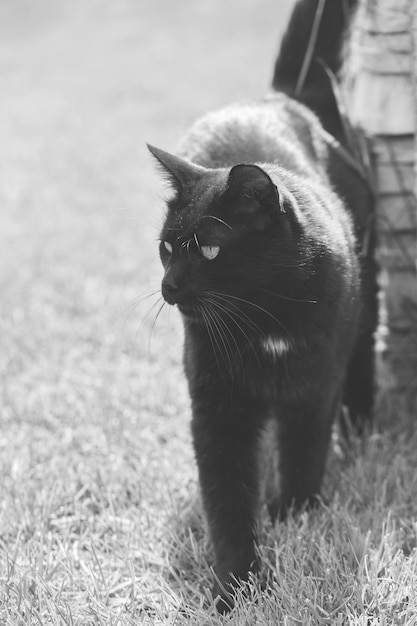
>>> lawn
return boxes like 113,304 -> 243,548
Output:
0,1 -> 416,624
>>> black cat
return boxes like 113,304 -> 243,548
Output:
149,0 -> 377,613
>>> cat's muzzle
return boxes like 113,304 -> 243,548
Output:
161,278 -> 179,305
161,279 -> 197,317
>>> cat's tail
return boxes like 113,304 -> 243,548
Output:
272,0 -> 358,141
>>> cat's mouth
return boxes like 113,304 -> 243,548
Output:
177,302 -> 197,317
177,301 -> 206,322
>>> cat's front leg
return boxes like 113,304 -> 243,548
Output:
191,395 -> 263,613
276,393 -> 336,518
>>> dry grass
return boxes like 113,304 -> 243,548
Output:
0,1 -> 416,624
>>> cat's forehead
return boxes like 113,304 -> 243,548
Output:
163,206 -> 232,244
163,175 -> 232,241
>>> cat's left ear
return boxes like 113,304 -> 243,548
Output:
225,164 -> 284,228
147,144 -> 205,190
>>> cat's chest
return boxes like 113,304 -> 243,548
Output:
243,335 -> 293,397
185,321 -> 294,385
184,327 -> 298,405
259,335 -> 292,360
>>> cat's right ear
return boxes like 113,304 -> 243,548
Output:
147,144 -> 205,190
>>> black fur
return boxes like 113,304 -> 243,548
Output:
149,0 -> 377,613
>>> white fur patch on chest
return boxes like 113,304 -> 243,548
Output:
260,336 -> 291,359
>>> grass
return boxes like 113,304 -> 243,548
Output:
0,0 -> 416,623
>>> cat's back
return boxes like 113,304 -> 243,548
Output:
177,93 -> 325,177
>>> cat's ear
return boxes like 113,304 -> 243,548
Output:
225,164 -> 284,228
147,144 -> 205,190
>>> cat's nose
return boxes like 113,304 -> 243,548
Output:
161,277 -> 179,304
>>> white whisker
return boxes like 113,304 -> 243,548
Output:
210,291 -> 291,339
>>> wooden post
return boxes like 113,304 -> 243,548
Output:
344,0 -> 417,414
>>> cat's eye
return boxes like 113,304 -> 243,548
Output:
163,241 -> 173,254
201,245 -> 220,260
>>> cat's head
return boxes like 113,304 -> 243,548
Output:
148,144 -> 292,321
